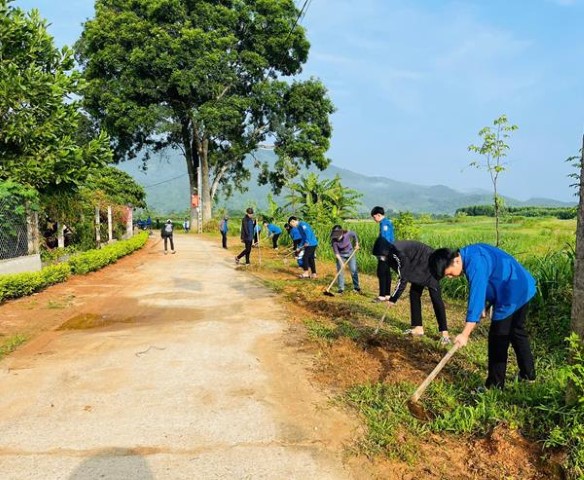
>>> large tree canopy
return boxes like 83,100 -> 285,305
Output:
76,0 -> 335,223
0,0 -> 110,194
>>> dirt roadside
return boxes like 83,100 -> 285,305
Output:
0,235 -> 366,480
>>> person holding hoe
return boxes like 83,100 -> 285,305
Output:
288,216 -> 318,279
429,244 -> 536,388
371,206 -> 395,302
235,208 -> 255,265
372,237 -> 450,344
263,221 -> 282,250
330,225 -> 361,294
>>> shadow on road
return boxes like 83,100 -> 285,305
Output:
68,448 -> 153,480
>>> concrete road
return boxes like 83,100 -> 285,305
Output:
0,235 -> 355,479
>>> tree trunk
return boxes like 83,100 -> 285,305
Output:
182,118 -> 200,232
571,134 -> 584,339
568,134 -> 584,406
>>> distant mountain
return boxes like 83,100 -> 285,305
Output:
116,149 -> 575,215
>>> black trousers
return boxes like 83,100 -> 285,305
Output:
237,240 -> 253,264
409,284 -> 448,332
163,236 -> 174,251
271,233 -> 280,249
377,260 -> 391,297
486,302 -> 535,388
303,245 -> 317,274
221,232 -> 227,249
293,239 -> 301,250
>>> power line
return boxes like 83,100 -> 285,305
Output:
142,173 -> 189,189
274,0 -> 313,72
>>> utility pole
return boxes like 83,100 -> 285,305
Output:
197,166 -> 203,234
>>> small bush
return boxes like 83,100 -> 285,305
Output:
0,232 -> 148,303
0,263 -> 71,303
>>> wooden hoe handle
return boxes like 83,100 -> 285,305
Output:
410,343 -> 460,403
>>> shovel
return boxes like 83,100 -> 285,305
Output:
407,342 -> 460,420
323,250 -> 357,297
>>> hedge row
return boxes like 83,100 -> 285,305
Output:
0,232 -> 149,303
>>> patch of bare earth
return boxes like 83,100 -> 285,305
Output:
0,235 -> 564,479
245,241 -> 563,480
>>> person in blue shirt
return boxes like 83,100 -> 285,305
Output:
219,216 -> 229,249
263,221 -> 282,249
429,243 -> 536,388
370,206 -> 395,302
284,223 -> 303,250
288,216 -> 318,279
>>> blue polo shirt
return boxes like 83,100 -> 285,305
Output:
379,217 -> 394,243
461,244 -> 536,323
289,227 -> 302,241
297,221 -> 318,247
266,224 -> 282,235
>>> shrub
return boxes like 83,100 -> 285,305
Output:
0,263 -> 71,303
0,232 -> 148,303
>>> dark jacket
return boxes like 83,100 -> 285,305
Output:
372,238 -> 439,302
161,222 -> 174,238
240,215 -> 255,242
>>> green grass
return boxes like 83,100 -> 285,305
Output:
0,334 -> 27,360
229,215 -> 580,476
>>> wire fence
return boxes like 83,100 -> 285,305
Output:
0,195 -> 38,261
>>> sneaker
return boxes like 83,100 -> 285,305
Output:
403,329 -> 424,337
235,256 -> 240,265
164,251 -> 168,255
337,289 -> 344,294
171,250 -> 176,254
298,273 -> 310,279
439,336 -> 452,345
471,386 -> 488,395
354,288 -> 362,294
372,296 -> 388,303
310,274 -> 317,279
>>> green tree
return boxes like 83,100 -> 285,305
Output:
76,0 -> 335,227
285,172 -> 362,224
0,0 -> 110,194
84,167 -> 147,209
468,114 -> 518,246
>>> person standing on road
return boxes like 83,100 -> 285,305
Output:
330,225 -> 361,294
235,208 -> 255,265
288,216 -> 318,279
263,221 -> 282,250
373,238 -> 450,344
161,219 -> 176,255
219,216 -> 229,249
371,206 -> 394,302
429,243 -> 537,388
183,218 -> 190,234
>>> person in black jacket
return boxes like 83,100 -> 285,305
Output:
235,208 -> 255,265
372,237 -> 450,344
161,219 -> 176,254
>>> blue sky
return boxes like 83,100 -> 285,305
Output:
13,0 -> 584,202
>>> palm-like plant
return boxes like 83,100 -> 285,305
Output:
284,173 -> 362,223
